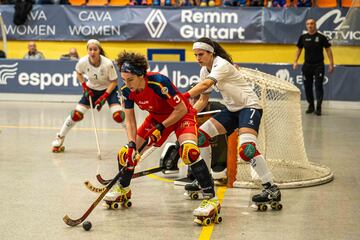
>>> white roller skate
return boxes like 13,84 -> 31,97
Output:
252,184 -> 282,211
211,167 -> 227,186
52,133 -> 65,153
184,180 -> 210,200
103,182 -> 132,209
193,198 -> 222,226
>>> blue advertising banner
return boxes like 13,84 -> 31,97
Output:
0,59 -> 359,102
0,6 -> 358,45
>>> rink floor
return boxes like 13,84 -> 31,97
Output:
0,101 -> 359,240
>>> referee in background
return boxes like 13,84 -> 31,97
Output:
293,18 -> 334,116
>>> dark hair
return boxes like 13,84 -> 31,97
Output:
116,51 -> 148,76
195,37 -> 233,64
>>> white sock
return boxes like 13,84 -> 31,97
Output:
251,155 -> 273,185
59,116 -> 76,137
200,146 -> 212,171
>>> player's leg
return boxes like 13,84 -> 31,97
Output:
237,108 -> 281,207
210,134 -> 228,185
52,103 -> 88,152
184,119 -> 220,197
314,64 -> 325,116
107,88 -> 126,124
302,64 -> 315,113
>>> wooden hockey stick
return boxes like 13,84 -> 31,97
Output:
89,95 -> 101,160
63,140 -> 148,227
84,166 -> 164,193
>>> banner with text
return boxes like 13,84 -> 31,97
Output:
0,60 -> 359,102
0,6 -> 358,45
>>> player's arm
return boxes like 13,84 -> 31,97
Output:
325,47 -> 334,73
193,93 -> 210,113
124,108 -> 137,142
76,71 -> 85,84
293,48 -> 302,70
105,80 -> 117,94
186,78 -> 214,99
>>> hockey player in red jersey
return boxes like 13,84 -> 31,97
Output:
103,51 -> 221,225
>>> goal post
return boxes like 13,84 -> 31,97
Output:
0,13 -> 7,56
227,67 -> 334,189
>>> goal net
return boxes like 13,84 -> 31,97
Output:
233,67 -> 334,189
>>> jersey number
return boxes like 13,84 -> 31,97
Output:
173,95 -> 181,104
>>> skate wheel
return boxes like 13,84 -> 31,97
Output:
258,204 -> 267,211
215,215 -> 222,224
276,203 -> 283,210
203,218 -> 211,226
270,202 -> 277,209
123,200 -> 132,208
111,202 -> 120,209
190,192 -> 199,200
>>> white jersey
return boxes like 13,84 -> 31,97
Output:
199,56 -> 261,112
75,55 -> 118,91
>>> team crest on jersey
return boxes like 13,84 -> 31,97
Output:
180,121 -> 191,129
161,87 -> 168,95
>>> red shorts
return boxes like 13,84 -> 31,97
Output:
137,109 -> 198,147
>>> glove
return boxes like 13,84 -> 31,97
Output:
117,141 -> 139,169
81,82 -> 94,98
95,92 -> 110,111
145,123 -> 165,146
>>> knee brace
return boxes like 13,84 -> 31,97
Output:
70,104 -> 87,122
110,105 -> 125,123
198,129 -> 211,147
179,140 -> 200,165
239,133 -> 260,162
198,120 -> 219,147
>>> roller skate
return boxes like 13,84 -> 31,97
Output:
193,198 -> 222,226
184,180 -> 204,200
103,183 -> 132,209
52,133 -> 65,152
252,184 -> 282,211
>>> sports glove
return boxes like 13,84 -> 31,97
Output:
81,82 -> 94,98
145,123 -> 165,146
95,92 -> 110,111
117,141 -> 139,169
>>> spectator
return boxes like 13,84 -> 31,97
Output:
23,41 -> 45,60
0,50 -> 6,58
297,0 -> 312,7
250,0 -> 264,6
60,48 -> 79,60
34,0 -> 68,4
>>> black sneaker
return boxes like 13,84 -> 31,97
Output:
305,105 -> 314,114
315,106 -> 322,116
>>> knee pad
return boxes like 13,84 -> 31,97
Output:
70,104 -> 87,122
238,133 -> 260,162
198,120 -> 219,147
239,142 -> 260,162
113,110 -> 125,123
111,105 -> 125,123
197,129 -> 211,147
179,140 -> 200,165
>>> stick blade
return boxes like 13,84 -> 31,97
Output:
63,214 -> 82,227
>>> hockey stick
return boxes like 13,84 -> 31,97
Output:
63,140 -> 148,227
84,166 -> 164,192
89,95 -> 101,160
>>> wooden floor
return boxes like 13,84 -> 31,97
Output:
0,101 -> 359,240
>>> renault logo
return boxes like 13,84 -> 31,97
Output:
145,10 -> 167,38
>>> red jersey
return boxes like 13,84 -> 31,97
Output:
121,72 -> 193,123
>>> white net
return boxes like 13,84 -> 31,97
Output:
234,67 -> 334,189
